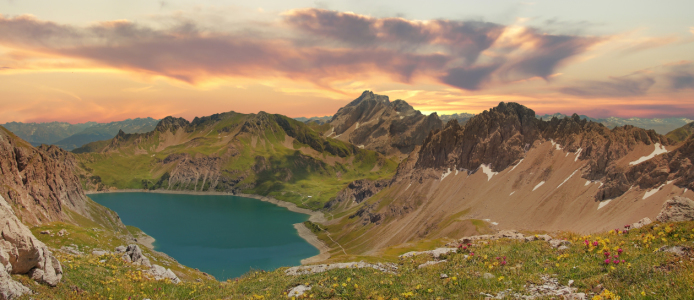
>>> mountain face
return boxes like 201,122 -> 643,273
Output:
666,122 -> 694,142
537,113 -> 693,135
326,91 -> 443,159
0,126 -> 125,230
3,118 -> 159,150
323,102 -> 691,254
74,111 -> 397,210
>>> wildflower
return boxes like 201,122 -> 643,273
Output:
592,241 -> 599,247
501,261 -> 507,266
604,252 -> 610,258
617,248 -> 623,254
604,259 -> 610,264
613,260 -> 619,265
470,252 -> 475,256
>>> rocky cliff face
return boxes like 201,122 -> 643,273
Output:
1,194 -> 63,299
401,103 -> 672,200
327,91 -> 443,158
0,127 -> 89,225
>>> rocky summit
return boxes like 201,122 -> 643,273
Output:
326,90 -> 443,159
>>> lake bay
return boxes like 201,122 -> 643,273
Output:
91,192 -> 318,280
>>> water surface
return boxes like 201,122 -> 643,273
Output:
91,192 -> 318,280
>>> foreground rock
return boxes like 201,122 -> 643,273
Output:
483,275 -> 585,299
0,195 -> 63,299
285,261 -> 398,276
145,265 -> 181,284
287,285 -> 311,298
118,244 -> 151,267
656,196 -> 694,222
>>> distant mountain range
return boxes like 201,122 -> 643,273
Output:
2,118 -> 160,150
536,113 -> 693,135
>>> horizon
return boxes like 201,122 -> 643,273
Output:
1,1 -> 694,123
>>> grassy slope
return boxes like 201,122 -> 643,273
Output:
74,112 -> 397,211
665,122 -> 694,142
19,220 -> 694,299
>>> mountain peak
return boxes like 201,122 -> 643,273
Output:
347,90 -> 390,107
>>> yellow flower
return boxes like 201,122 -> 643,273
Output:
498,276 -> 504,281
451,276 -> 457,281
641,291 -> 646,296
342,283 -> 347,287
347,277 -> 351,282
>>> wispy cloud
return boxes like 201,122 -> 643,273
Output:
559,76 -> 656,97
0,10 -> 602,92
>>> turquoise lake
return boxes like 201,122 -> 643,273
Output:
91,192 -> 318,280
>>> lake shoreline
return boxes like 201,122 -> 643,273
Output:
86,189 -> 330,264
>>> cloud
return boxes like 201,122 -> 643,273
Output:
559,76 -> 656,97
619,36 -> 679,54
665,63 -> 694,90
0,10 -> 602,92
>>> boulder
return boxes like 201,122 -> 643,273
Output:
0,194 -> 63,300
146,265 -> 181,284
0,264 -> 31,300
114,246 -> 127,253
656,197 -> 694,222
631,217 -> 652,229
287,285 -> 311,298
92,250 -> 109,256
125,245 -> 151,267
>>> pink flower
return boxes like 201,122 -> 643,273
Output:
604,252 -> 610,257
470,252 -> 475,256
458,244 -> 463,249
613,260 -> 619,264
496,257 -> 500,260
501,261 -> 507,266
617,248 -> 623,254
604,259 -> 610,264
463,246 -> 467,250
621,260 -> 625,263
592,241 -> 599,247
615,229 -> 619,233
613,255 -> 619,259
584,240 -> 589,246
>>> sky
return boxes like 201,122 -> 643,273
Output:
1,0 -> 693,123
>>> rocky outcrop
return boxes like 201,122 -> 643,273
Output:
399,102 -> 673,201
656,196 -> 694,222
145,265 -> 181,284
327,91 -> 443,158
164,153 -> 222,192
326,179 -> 390,209
118,244 -> 151,267
0,127 -> 89,224
1,195 -> 63,299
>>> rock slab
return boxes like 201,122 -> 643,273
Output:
656,196 -> 694,222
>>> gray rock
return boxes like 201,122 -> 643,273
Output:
399,247 -> 457,259
558,245 -> 570,251
114,246 -> 127,253
483,273 -> 495,279
285,261 -> 398,276
417,260 -> 446,269
549,239 -> 571,248
125,245 -> 151,267
92,250 -> 109,256
656,196 -> 694,222
440,273 -> 449,279
631,217 -> 652,229
145,264 -> 181,284
60,245 -> 83,256
57,229 -> 67,237
287,285 -> 311,298
0,195 -> 62,289
0,264 -> 31,300
657,245 -> 691,256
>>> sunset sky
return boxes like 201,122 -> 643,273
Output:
1,0 -> 693,123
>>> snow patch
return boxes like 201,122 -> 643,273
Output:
334,134 -> 341,138
557,170 -> 579,189
585,180 -> 591,186
400,116 -> 404,119
355,122 -> 360,129
598,199 -> 612,210
440,168 -> 453,181
455,169 -> 459,175
405,183 -> 412,191
667,180 -> 675,185
491,222 -> 499,225
358,145 -> 365,149
550,140 -> 562,150
480,164 -> 498,181
629,143 -> 668,166
574,148 -> 582,162
643,184 -> 665,200
599,182 -> 604,187
509,191 -> 515,196
510,159 -> 524,172
533,181 -> 545,191
327,127 -> 335,137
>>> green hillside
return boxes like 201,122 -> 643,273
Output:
665,122 -> 694,142
74,111 -> 397,211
